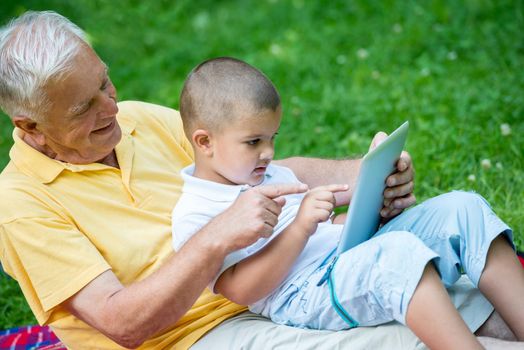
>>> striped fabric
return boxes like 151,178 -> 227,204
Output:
0,325 -> 65,350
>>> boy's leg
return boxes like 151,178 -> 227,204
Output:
293,230 -> 483,349
478,235 -> 524,340
271,231 -> 439,330
378,191 -> 522,341
191,274 -> 501,349
407,263 -> 482,349
202,232 -> 493,349
377,191 -> 513,287
321,230 -> 490,344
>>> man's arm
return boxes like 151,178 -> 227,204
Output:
64,183 -> 307,348
275,132 -> 416,219
274,157 -> 361,206
65,231 -> 228,349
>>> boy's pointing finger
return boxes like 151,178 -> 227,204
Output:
255,183 -> 309,199
311,184 -> 349,193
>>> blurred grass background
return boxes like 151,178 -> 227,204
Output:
0,0 -> 522,329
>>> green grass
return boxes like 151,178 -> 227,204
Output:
0,0 -> 523,329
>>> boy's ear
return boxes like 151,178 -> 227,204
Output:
12,115 -> 46,146
192,129 -> 213,156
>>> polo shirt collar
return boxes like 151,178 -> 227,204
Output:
9,116 -> 137,184
181,165 -> 249,202
180,164 -> 276,202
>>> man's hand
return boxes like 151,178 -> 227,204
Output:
369,132 -> 416,219
293,184 -> 349,236
211,183 -> 309,253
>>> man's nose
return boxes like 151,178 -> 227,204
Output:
96,89 -> 118,118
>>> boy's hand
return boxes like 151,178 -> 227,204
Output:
293,184 -> 348,236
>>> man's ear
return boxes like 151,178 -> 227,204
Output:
192,129 -> 214,156
12,115 -> 46,146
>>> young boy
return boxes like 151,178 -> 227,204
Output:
172,57 -> 524,349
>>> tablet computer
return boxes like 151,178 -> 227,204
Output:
336,121 -> 409,255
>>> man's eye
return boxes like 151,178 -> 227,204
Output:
101,79 -> 110,90
74,103 -> 91,116
247,139 -> 260,145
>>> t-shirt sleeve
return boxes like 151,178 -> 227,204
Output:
0,216 -> 110,324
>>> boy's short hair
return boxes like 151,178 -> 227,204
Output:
180,57 -> 280,137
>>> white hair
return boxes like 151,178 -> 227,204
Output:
0,11 -> 89,121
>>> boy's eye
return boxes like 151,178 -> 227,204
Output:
246,139 -> 260,145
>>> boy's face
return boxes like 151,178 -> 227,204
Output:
203,106 -> 281,186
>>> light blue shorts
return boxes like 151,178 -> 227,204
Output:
267,191 -> 513,331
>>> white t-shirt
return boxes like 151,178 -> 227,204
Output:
171,164 -> 341,304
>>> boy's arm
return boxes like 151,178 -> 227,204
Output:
215,220 -> 310,305
215,184 -> 347,305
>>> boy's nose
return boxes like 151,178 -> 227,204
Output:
260,146 -> 274,161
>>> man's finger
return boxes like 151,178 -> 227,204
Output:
384,181 -> 414,199
256,183 -> 308,199
386,165 -> 414,187
272,196 -> 286,208
263,196 -> 284,217
381,193 -> 416,217
260,223 -> 275,238
369,131 -> 388,151
262,210 -> 279,228
392,193 -> 416,209
382,207 -> 402,219
396,151 -> 411,172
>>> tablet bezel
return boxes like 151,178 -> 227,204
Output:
336,121 -> 409,254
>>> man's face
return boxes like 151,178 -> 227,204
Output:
205,106 -> 281,186
35,43 -> 121,164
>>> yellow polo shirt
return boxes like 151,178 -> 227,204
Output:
0,101 -> 246,349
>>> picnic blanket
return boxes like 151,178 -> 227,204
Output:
1,253 -> 524,350
0,325 -> 64,350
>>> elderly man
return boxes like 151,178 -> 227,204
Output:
0,11 -> 522,350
